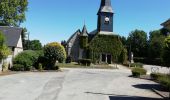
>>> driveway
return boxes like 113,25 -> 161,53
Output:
0,66 -> 163,100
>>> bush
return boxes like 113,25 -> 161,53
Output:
130,63 -> 143,68
151,73 -> 170,89
150,73 -> 164,80
78,59 -> 91,66
119,48 -> 128,64
38,63 -> 43,71
11,64 -> 24,71
44,42 -> 66,69
66,56 -> 72,63
13,50 -> 39,71
158,75 -> 170,89
132,68 -> 147,77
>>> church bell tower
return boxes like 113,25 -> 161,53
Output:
97,0 -> 114,33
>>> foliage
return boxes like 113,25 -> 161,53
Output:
130,63 -> 143,68
0,45 -> 11,60
158,75 -> 170,89
11,64 -> 24,71
89,34 -> 123,63
118,48 -> 128,64
131,67 -> 147,77
0,32 -> 11,60
148,30 -> 165,59
38,63 -> 43,71
61,40 -> 67,49
80,36 -> 88,49
120,36 -> 127,46
162,36 -> 170,67
66,56 -> 72,63
78,59 -> 91,66
44,42 -> 66,69
134,57 -> 162,66
29,40 -> 42,50
127,29 -> 148,57
150,73 -> 165,80
151,73 -> 170,89
0,0 -> 28,26
13,50 -> 39,71
0,31 -> 5,47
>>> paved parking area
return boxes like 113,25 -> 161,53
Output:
0,66 -> 163,100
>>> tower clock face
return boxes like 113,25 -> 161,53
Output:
105,17 -> 110,22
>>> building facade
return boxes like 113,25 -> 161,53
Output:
67,0 -> 122,64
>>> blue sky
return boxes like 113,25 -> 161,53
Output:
21,0 -> 170,45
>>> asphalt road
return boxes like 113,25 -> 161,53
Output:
0,66 -> 163,100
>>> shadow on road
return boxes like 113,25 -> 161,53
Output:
109,95 -> 163,100
132,84 -> 167,91
85,92 -> 163,100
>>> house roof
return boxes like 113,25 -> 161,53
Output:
81,25 -> 88,36
0,26 -> 22,47
98,0 -> 114,14
67,29 -> 81,44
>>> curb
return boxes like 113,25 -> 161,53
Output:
152,88 -> 169,100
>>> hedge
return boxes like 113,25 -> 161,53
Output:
13,50 -> 40,71
132,68 -> 147,77
78,59 -> 91,66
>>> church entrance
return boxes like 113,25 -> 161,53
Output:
101,54 -> 112,64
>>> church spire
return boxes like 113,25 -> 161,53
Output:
98,0 -> 114,14
81,25 -> 88,36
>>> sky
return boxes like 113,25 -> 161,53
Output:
21,0 -> 170,45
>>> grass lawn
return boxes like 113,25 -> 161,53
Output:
57,62 -> 116,69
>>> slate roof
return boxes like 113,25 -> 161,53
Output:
67,29 -> 81,44
0,26 -> 22,47
98,0 -> 114,14
81,25 -> 88,36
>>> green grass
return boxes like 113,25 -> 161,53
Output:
57,62 -> 115,69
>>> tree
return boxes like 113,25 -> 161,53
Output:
120,36 -> 127,46
127,30 -> 148,57
44,42 -> 66,69
0,32 -> 11,71
29,40 -> 42,50
148,30 -> 165,59
61,40 -> 67,49
162,36 -> 170,67
0,0 -> 28,26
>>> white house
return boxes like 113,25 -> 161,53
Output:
0,26 -> 23,71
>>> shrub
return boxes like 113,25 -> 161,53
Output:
13,50 -> 39,71
130,63 -> 143,68
11,64 -> 24,71
132,68 -> 147,77
38,63 -> 43,71
150,73 -> 164,80
66,56 -> 72,63
44,42 -> 66,69
119,48 -> 128,64
158,75 -> 170,89
78,59 -> 91,66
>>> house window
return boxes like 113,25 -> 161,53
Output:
12,47 -> 15,51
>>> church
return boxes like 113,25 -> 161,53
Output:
67,0 -> 123,64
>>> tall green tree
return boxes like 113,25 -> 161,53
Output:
162,36 -> 170,67
127,29 -> 148,57
0,0 -> 28,26
29,40 -> 42,50
148,30 -> 165,59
